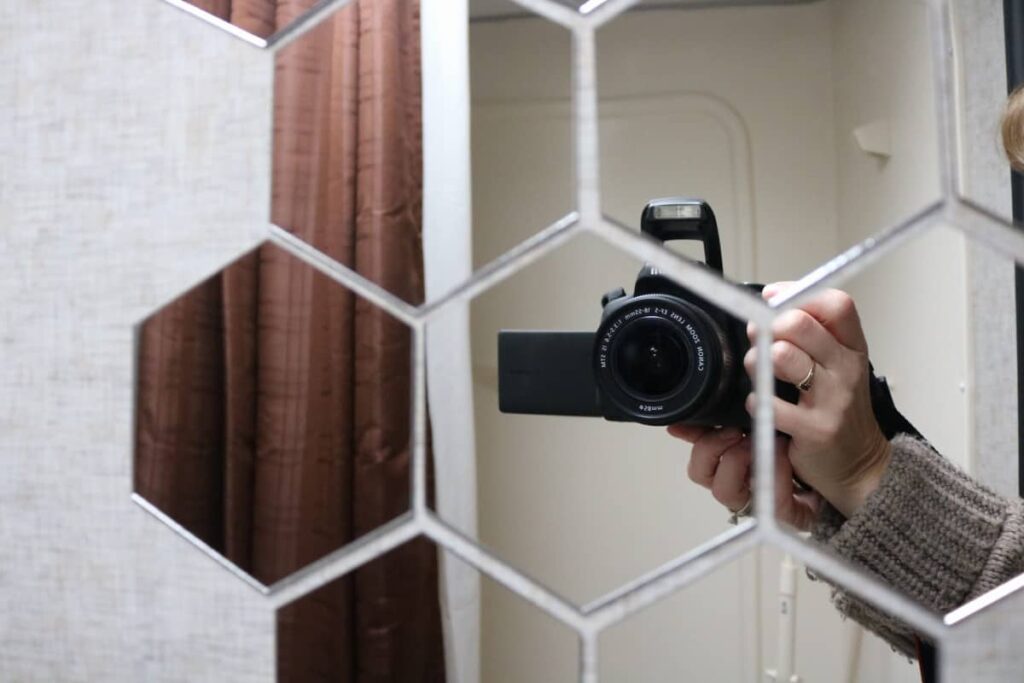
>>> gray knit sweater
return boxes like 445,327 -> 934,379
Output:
812,433 -> 1024,657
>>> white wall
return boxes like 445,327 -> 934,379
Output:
952,0 -> 1019,497
829,0 -> 967,476
0,1 -> 277,680
594,4 -> 842,283
468,1 -> 976,681
470,2 -> 841,280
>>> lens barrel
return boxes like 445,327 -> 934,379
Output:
593,294 -> 731,425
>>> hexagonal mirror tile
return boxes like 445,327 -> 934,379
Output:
162,0 -> 428,305
598,542 -> 922,682
269,0 -> 427,304
754,219 -> 1020,678
770,218 -> 1015,518
596,0 -> 942,282
162,0 -> 358,43
469,0 -> 575,268
133,242 -> 415,587
470,0 -> 583,17
943,572 -> 1024,681
953,0 -> 1019,229
436,229 -> 772,606
274,537 -> 579,681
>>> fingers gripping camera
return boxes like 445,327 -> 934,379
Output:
498,198 -> 797,428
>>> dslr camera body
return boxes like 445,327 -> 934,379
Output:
499,198 -> 793,429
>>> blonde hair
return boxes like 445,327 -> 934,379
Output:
1002,84 -> 1024,173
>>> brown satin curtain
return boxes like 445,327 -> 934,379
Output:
134,1 -> 444,680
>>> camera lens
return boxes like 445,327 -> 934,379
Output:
594,294 -> 733,425
614,318 -> 687,398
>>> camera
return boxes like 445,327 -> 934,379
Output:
497,198 -> 796,429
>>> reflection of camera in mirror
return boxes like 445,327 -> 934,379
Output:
498,198 -> 797,429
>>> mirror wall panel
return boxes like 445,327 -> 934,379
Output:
598,544 -> 929,683
597,551 -> 758,682
469,0 -> 574,268
453,232 -> 759,606
463,0 -> 1017,680
133,242 -> 415,587
275,539 -> 579,682
479,570 -> 580,682
458,224 -> 985,679
146,2 -> 1019,682
827,224 -> 973,474
167,0 -> 339,41
165,0 -> 428,303
599,544 -> 921,682
5,0 -> 1022,679
271,0 -> 427,304
955,0 -> 1019,227
274,538 -> 448,682
595,0 -> 941,282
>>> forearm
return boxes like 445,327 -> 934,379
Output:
812,434 -> 1024,656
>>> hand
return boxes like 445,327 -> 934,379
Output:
667,424 -> 822,531
743,283 -> 892,518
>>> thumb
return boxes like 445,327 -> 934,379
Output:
762,281 -> 797,301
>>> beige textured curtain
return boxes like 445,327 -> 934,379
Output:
134,1 -> 444,680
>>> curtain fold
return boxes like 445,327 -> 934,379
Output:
135,1 -> 444,680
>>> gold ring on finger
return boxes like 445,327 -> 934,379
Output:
797,362 -> 816,392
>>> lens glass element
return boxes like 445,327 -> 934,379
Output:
614,318 -> 688,398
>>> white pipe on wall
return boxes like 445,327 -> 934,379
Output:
766,554 -> 801,683
845,620 -> 864,683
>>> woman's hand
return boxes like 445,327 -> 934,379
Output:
667,424 -> 822,531
667,283 -> 891,525
742,283 -> 891,518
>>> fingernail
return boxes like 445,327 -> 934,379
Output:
718,427 -> 742,441
762,283 -> 779,298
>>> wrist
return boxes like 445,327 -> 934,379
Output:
826,438 -> 893,519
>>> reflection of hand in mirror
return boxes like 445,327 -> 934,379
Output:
671,282 -> 1024,660
667,424 -> 822,530
742,284 -> 892,519
668,284 -> 890,525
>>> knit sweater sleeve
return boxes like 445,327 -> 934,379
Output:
811,433 -> 1024,657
